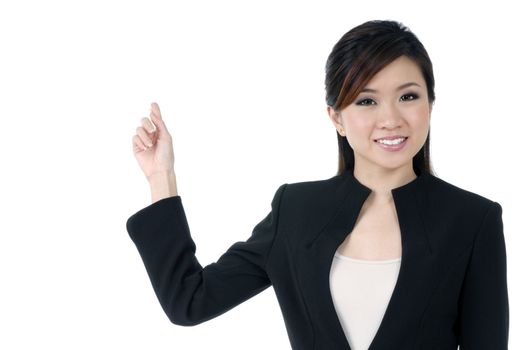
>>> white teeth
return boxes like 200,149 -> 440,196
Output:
377,137 -> 406,145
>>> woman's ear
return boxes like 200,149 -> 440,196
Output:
327,106 -> 342,129
327,106 -> 346,137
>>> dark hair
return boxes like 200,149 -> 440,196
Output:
325,20 -> 436,177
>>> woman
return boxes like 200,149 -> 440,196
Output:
127,20 -> 509,349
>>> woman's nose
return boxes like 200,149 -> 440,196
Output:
377,102 -> 403,128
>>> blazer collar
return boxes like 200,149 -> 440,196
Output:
297,167 -> 436,349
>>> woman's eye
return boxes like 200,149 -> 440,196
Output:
355,93 -> 419,106
400,93 -> 419,101
356,98 -> 375,106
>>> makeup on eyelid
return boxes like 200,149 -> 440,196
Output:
355,93 -> 419,106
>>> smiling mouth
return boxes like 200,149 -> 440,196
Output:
374,137 -> 408,145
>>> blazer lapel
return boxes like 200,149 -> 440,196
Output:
296,168 -> 437,349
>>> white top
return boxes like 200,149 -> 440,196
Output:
329,251 -> 401,350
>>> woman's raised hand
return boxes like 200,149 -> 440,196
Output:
132,102 -> 175,182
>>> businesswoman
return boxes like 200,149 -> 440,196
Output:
126,20 -> 509,349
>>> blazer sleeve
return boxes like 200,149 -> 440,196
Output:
125,183 -> 287,326
457,201 -> 509,349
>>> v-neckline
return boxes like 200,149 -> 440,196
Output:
331,221 -> 406,349
296,167 -> 435,349
335,197 -> 403,263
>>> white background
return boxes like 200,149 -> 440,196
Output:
0,0 -> 524,348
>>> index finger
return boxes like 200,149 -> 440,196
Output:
151,102 -> 161,118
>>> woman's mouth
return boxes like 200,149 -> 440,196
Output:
374,136 -> 408,151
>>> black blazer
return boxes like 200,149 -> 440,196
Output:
126,168 -> 509,349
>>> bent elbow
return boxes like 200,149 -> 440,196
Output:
166,312 -> 208,327
164,303 -> 210,327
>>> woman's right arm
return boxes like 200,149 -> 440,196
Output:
126,182 -> 287,325
127,102 -> 288,325
131,102 -> 177,202
149,170 -> 178,203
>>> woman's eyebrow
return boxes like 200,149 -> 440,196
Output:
360,82 -> 421,93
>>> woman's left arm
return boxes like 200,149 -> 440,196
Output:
457,201 -> 509,349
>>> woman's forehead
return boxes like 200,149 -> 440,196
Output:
362,57 -> 425,91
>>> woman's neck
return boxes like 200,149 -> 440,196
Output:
353,164 -> 417,205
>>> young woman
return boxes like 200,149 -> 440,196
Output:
127,20 -> 509,349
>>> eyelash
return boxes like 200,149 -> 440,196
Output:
355,93 -> 420,106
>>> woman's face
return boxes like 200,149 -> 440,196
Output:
328,55 -> 432,174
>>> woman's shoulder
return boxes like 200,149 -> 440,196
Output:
274,173 -> 349,219
422,172 -> 501,220
425,172 -> 497,205
279,172 -> 347,200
